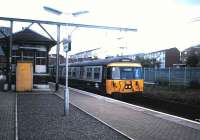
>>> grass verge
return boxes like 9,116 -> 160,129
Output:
144,85 -> 200,106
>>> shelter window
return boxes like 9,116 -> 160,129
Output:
23,50 -> 34,57
36,51 -> 46,57
12,50 -> 21,57
36,58 -> 46,65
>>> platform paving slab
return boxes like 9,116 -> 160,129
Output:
17,94 -> 129,140
55,87 -> 200,140
0,92 -> 15,140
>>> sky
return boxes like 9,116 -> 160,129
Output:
0,0 -> 200,57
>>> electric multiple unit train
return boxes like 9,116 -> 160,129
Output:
49,57 -> 143,95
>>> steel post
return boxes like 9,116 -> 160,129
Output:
55,25 -> 60,91
8,21 -> 13,90
64,52 -> 69,115
168,67 -> 171,87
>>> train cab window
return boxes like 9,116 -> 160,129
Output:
133,67 -> 142,79
111,67 -> 120,79
109,67 -> 142,80
94,67 -> 100,80
120,67 -> 134,79
86,67 -> 92,79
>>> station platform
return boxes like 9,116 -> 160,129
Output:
0,91 -> 128,140
1,87 -> 200,140
55,85 -> 200,140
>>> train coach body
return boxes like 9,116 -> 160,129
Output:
49,57 -> 143,95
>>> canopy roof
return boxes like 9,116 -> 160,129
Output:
0,28 -> 56,48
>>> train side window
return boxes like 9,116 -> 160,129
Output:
62,67 -> 66,76
94,67 -> 100,80
80,67 -> 84,79
72,67 -> 76,78
76,67 -> 80,79
68,67 -> 72,77
86,67 -> 92,79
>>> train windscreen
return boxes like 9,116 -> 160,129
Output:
111,67 -> 142,80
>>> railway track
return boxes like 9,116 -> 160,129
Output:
56,80 -> 200,122
113,95 -> 200,122
72,86 -> 200,122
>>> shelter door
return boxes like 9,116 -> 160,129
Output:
16,61 -> 33,92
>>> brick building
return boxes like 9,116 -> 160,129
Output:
144,47 -> 180,68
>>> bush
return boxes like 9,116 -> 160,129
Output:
189,80 -> 200,89
156,79 -> 169,86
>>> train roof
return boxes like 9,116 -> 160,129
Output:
68,57 -> 139,67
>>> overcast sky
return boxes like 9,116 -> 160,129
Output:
0,0 -> 200,57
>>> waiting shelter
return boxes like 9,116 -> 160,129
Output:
0,27 -> 56,90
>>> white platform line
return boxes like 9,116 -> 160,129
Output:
15,93 -> 18,140
69,87 -> 200,126
55,93 -> 135,140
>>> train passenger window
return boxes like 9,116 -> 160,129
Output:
86,67 -> 92,79
68,67 -> 72,77
80,67 -> 84,79
72,67 -> 76,78
94,67 -> 100,80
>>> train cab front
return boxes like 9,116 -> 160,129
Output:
106,65 -> 143,95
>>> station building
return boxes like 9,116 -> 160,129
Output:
0,27 -> 56,89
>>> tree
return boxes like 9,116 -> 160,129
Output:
135,56 -> 160,68
186,54 -> 199,67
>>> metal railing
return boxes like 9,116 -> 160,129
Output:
143,67 -> 200,86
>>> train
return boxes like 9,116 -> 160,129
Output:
49,57 -> 144,96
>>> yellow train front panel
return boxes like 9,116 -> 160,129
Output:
106,79 -> 143,95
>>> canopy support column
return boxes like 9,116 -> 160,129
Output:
55,25 -> 60,91
8,20 -> 13,91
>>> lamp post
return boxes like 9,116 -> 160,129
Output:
44,6 -> 89,115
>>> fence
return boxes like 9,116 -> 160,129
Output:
143,67 -> 200,86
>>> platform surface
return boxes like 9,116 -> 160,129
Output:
17,93 -> 128,140
56,87 -> 200,140
0,93 -> 15,140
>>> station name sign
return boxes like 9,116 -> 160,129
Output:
63,35 -> 71,52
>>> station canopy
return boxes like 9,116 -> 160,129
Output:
0,28 -> 56,48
